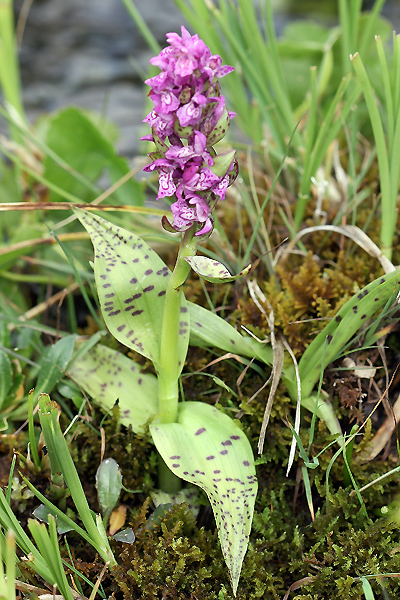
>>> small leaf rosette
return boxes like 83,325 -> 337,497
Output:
142,26 -> 238,237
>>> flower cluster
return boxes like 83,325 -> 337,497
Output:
142,26 -> 238,236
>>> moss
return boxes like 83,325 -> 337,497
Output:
12,178 -> 400,598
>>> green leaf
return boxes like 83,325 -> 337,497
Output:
32,504 -> 74,535
37,395 -> 117,566
41,107 -> 143,205
360,577 -> 375,600
298,269 -> 400,398
150,401 -> 257,596
69,344 -> 158,433
28,517 -> 75,600
34,335 -> 75,401
184,256 -> 251,283
74,209 -> 189,371
0,350 -> 12,408
113,528 -> 136,543
0,488 -> 52,584
96,457 -> 122,517
188,302 -> 273,365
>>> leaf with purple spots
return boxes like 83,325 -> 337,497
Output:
295,268 -> 400,400
69,344 -> 158,433
184,256 -> 251,283
74,209 -> 189,371
150,402 -> 257,596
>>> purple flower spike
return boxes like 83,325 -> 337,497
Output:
143,26 -> 237,237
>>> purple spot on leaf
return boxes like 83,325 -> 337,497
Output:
195,428 -> 206,435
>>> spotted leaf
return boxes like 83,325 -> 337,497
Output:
184,256 -> 251,283
150,401 -> 257,596
298,269 -> 400,399
69,344 -> 158,433
74,209 -> 189,371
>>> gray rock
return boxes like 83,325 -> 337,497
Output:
12,0 -> 185,156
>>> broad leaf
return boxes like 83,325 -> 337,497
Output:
68,344 -> 158,433
74,209 -> 189,371
150,402 -> 257,595
184,256 -> 251,283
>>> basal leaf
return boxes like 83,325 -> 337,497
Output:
150,401 -> 257,596
68,344 -> 158,433
184,256 -> 251,283
74,209 -> 189,370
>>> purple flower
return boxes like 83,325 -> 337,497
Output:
171,193 -> 213,236
143,26 -> 237,237
165,131 -> 213,168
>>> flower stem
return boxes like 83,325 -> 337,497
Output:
158,227 -> 197,424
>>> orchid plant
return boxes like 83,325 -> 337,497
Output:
71,27 -> 256,595
67,25 -> 400,596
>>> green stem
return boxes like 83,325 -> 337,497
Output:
158,227 -> 198,424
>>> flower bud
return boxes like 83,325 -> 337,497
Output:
173,119 -> 194,139
206,105 -> 231,146
209,150 -> 236,179
151,127 -> 169,153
